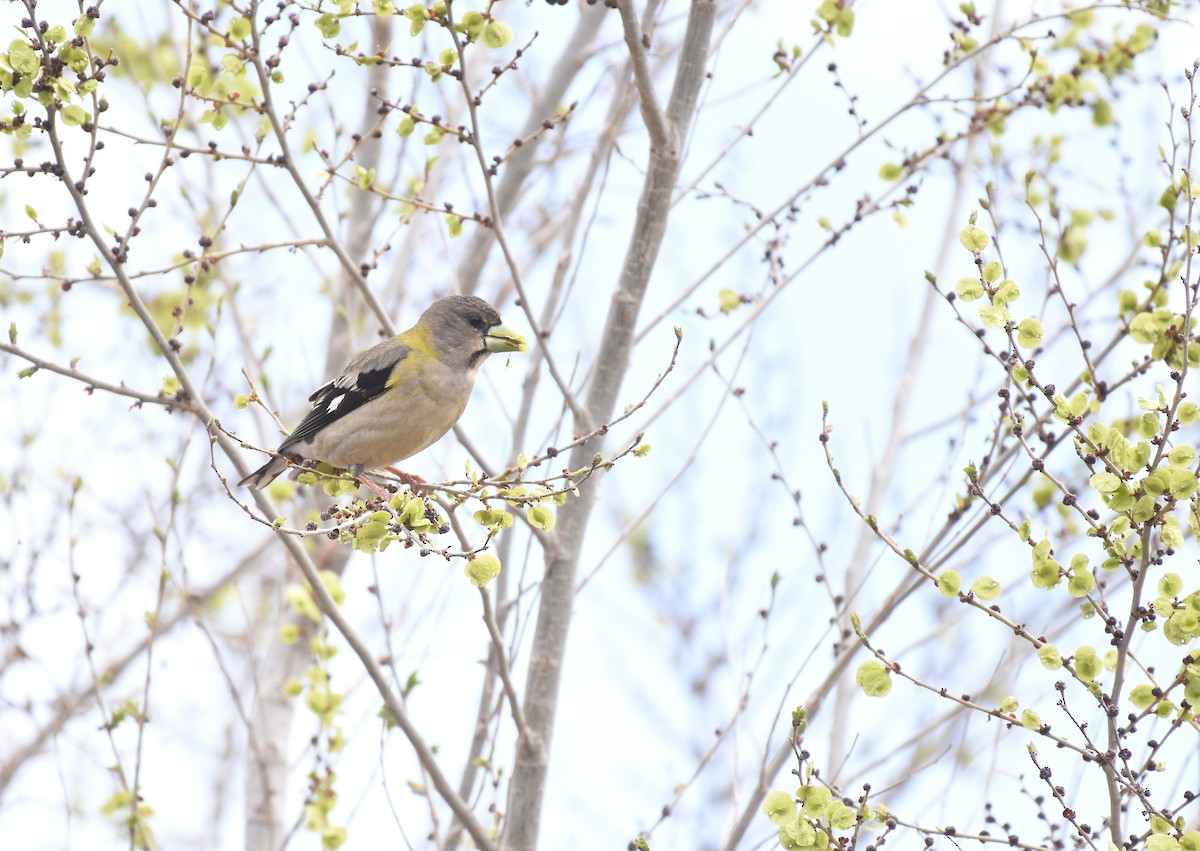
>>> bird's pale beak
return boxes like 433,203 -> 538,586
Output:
485,321 -> 529,354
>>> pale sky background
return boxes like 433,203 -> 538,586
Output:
3,1 -> 1200,849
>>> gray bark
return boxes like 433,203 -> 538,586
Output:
501,4 -> 717,849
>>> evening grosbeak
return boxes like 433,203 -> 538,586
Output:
239,295 -> 528,490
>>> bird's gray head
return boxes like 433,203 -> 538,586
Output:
423,295 -> 529,370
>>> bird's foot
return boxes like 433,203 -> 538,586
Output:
383,466 -> 428,495
347,464 -> 395,500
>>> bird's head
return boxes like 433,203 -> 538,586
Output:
424,294 -> 529,370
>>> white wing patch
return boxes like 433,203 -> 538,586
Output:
324,393 -> 345,413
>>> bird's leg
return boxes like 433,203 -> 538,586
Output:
347,464 -> 393,500
383,466 -> 428,495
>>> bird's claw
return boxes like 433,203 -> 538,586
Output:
383,466 -> 428,495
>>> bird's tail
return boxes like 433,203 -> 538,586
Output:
238,455 -> 291,490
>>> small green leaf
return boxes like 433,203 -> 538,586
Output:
1021,708 -> 1041,730
1067,568 -> 1096,598
1129,312 -> 1161,344
1159,573 -> 1182,597
1147,833 -> 1180,851
978,305 -> 1009,329
1129,684 -> 1156,710
99,789 -> 134,817
718,288 -> 741,313
473,508 -> 513,530
993,279 -> 1020,306
1037,643 -> 1062,670
460,11 -> 486,40
826,801 -> 856,830
404,3 -> 427,35
314,13 -> 341,38
855,660 -> 892,697
60,104 -> 87,126
954,277 -> 984,301
1074,645 -> 1101,682
1016,318 -> 1043,349
797,784 -> 830,816
527,505 -> 556,531
186,61 -> 209,90
1169,467 -> 1198,499
936,570 -> 961,597
878,162 -> 903,181
465,554 -> 501,587
1132,494 -> 1157,523
1089,472 -> 1121,493
762,791 -> 796,825
229,16 -> 252,40
959,223 -> 990,253
482,20 -> 513,48
354,165 -> 376,189
24,204 -> 37,222
971,576 -> 1001,601
1168,444 -> 1196,468
8,40 -> 39,75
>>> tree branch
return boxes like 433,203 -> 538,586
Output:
455,3 -> 608,294
0,341 -> 179,410
617,0 -> 673,154
502,3 -> 716,849
40,77 -> 497,851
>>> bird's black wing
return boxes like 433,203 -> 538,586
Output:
279,341 -> 411,452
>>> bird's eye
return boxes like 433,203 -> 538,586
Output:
468,315 -> 486,330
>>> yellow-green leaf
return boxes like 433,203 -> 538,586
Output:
60,104 -> 87,125
959,223 -> 990,253
482,21 -> 513,48
229,16 -> 252,40
1016,318 -> 1043,349
465,554 -> 501,587
855,660 -> 892,697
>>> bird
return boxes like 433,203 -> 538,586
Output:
239,294 -> 528,492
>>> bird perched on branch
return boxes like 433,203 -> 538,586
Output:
239,294 -> 529,491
